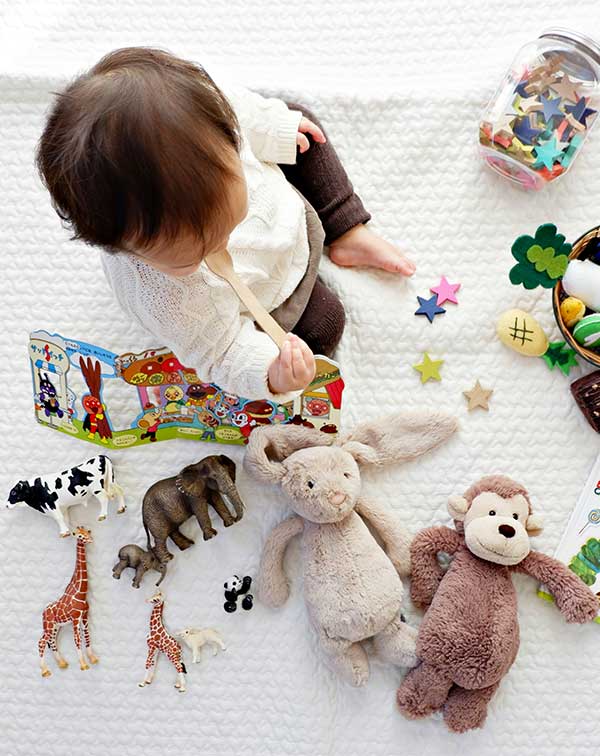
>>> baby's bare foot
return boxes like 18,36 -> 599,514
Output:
329,224 -> 415,275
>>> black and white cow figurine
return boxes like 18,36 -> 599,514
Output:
6,455 -> 125,537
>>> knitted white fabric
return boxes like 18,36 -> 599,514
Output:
101,82 -> 307,402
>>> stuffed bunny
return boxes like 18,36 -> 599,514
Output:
244,411 -> 458,686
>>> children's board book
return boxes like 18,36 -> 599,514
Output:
538,451 -> 600,622
29,330 -> 344,449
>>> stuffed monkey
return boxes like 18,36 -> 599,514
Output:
397,475 -> 598,733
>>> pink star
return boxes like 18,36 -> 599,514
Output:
430,276 -> 461,305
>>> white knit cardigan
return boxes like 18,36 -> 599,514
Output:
101,81 -> 308,402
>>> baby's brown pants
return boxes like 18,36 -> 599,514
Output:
278,102 -> 371,356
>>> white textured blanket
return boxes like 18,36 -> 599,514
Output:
2,2 -> 600,755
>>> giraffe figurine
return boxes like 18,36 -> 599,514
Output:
139,591 -> 187,693
38,526 -> 98,677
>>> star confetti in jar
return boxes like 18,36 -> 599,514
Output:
479,29 -> 600,190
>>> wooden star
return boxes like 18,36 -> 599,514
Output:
565,112 -> 586,132
413,353 -> 444,384
463,381 -> 493,411
524,59 -> 563,94
550,74 -> 581,103
492,113 -> 517,137
517,95 -> 543,115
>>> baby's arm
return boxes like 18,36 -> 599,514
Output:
110,256 -> 310,401
222,84 -> 303,165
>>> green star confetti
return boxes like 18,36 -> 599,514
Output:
541,341 -> 579,375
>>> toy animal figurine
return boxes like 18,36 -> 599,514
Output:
38,371 -> 64,418
38,527 -> 97,677
176,628 -> 226,663
139,591 -> 187,693
80,357 -> 112,442
396,475 -> 599,733
142,454 -> 243,563
223,575 -> 253,613
244,411 -> 458,687
112,544 -> 167,588
6,455 -> 125,537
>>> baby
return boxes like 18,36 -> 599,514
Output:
36,47 -> 414,401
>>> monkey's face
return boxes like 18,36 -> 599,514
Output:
462,492 -> 531,566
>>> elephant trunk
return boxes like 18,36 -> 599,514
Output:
220,484 -> 244,520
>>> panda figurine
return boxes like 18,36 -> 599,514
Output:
223,575 -> 253,613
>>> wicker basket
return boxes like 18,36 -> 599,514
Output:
553,224 -> 600,367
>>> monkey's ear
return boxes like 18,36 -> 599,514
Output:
448,495 -> 469,520
526,513 -> 544,536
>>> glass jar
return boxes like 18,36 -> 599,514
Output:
479,29 -> 600,190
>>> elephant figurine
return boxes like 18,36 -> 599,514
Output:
112,544 -> 167,588
142,455 -> 243,563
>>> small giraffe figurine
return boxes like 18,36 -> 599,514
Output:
38,526 -> 98,677
139,591 -> 187,693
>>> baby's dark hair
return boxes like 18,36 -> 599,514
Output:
35,46 -> 240,253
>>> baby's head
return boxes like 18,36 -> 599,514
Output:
36,47 -> 248,277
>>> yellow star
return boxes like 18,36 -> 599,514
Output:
508,136 -> 535,163
463,380 -> 493,411
413,353 -> 444,383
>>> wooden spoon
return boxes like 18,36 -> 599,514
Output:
205,249 -> 287,349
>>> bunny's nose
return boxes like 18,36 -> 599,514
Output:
498,524 -> 515,538
330,492 -> 347,506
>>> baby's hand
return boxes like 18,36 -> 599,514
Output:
268,335 -> 316,394
296,117 -> 326,154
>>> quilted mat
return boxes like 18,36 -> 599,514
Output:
2,2 -> 600,755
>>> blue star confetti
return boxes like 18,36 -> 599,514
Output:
565,97 -> 597,127
539,94 -> 563,123
513,116 -> 541,145
415,295 -> 446,323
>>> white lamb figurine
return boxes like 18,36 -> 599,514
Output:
177,628 -> 226,663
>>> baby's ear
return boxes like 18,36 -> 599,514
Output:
244,424 -> 333,483
526,513 -> 544,536
447,495 -> 469,521
338,411 -> 458,467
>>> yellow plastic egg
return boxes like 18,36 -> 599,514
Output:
496,308 -> 549,357
560,297 -> 586,328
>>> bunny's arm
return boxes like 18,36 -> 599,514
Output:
410,526 -> 462,609
512,550 -> 598,623
256,516 -> 304,608
355,497 -> 412,577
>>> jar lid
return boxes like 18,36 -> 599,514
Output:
540,27 -> 600,66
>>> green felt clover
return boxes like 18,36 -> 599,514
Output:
540,341 -> 579,375
509,223 -> 572,289
525,244 -> 569,278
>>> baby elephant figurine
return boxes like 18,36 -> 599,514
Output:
143,455 -> 243,564
177,628 -> 226,663
112,544 -> 167,589
244,411 -> 458,687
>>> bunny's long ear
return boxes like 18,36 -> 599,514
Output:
338,411 -> 458,467
244,424 -> 334,483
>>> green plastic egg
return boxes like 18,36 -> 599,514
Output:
573,314 -> 600,349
